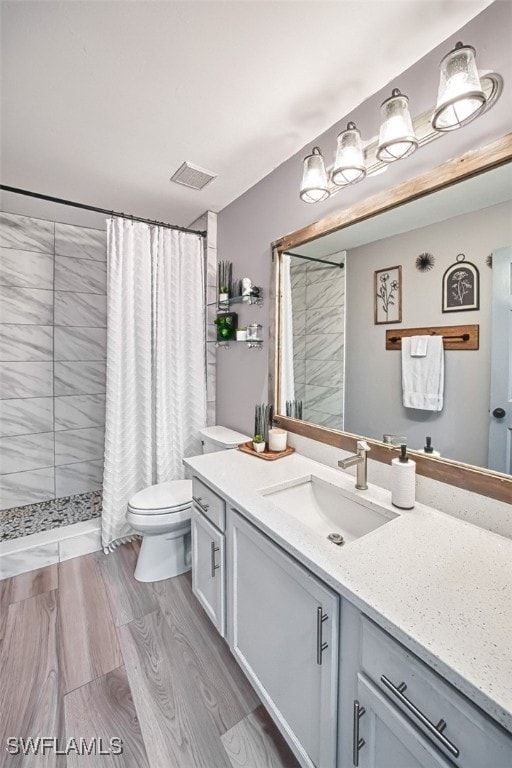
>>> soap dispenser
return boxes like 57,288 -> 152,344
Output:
391,444 -> 416,509
421,435 -> 441,458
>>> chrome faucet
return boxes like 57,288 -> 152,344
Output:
338,440 -> 371,490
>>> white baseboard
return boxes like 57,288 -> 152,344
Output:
0,518 -> 102,580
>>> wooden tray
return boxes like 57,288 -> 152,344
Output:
238,441 -> 295,461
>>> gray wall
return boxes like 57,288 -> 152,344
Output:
0,212 -> 107,510
215,1 -> 512,436
344,202 -> 512,468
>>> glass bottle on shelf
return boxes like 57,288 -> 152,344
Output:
247,323 -> 263,341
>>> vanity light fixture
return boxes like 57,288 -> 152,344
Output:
300,146 -> 331,203
299,41 -> 501,202
332,122 -> 366,186
376,89 -> 418,162
432,42 -> 486,131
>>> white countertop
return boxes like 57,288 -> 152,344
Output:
184,448 -> 512,734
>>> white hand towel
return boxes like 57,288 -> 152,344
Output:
410,335 -> 429,357
402,336 -> 444,411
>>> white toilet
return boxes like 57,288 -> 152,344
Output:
126,426 -> 250,582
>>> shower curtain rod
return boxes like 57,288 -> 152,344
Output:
284,250 -> 344,269
0,185 -> 207,237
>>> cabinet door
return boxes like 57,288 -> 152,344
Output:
353,675 -> 453,768
228,509 -> 339,768
191,507 -> 225,636
359,615 -> 512,768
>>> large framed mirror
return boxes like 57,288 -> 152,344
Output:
269,133 -> 512,503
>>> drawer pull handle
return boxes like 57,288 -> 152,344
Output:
380,675 -> 459,758
352,700 -> 366,766
210,541 -> 220,578
316,606 -> 328,665
193,495 -> 210,513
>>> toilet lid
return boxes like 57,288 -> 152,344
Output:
200,425 -> 251,448
128,480 -> 192,513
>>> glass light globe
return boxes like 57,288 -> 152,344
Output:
432,42 -> 486,131
300,147 -> 330,203
377,89 -> 418,162
332,123 -> 366,186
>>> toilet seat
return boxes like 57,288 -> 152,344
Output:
128,501 -> 191,516
127,480 -> 192,515
126,507 -> 191,532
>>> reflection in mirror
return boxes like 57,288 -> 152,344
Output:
281,250 -> 346,429
278,162 -> 512,476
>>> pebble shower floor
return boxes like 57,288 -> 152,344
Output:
0,490 -> 102,541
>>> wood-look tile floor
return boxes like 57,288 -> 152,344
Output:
0,542 -> 300,768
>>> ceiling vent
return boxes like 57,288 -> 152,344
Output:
169,161 -> 217,190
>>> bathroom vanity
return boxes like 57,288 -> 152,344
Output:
190,476 -> 228,635
185,448 -> 512,768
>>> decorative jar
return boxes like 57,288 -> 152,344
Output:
247,323 -> 262,341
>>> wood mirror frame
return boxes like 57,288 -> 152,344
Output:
269,132 -> 512,505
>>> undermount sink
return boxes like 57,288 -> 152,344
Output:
260,475 -> 397,544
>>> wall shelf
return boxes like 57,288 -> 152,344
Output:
210,284 -> 264,350
208,339 -> 263,350
208,294 -> 263,309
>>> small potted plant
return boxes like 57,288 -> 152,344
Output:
219,286 -> 229,304
214,312 -> 237,341
252,434 -> 265,453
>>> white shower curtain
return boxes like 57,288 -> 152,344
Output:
101,218 -> 207,551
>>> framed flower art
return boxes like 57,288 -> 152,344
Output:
442,254 -> 479,312
374,265 -> 402,324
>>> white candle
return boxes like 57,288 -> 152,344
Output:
269,428 -> 287,452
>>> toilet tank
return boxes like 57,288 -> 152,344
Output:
199,426 -> 250,454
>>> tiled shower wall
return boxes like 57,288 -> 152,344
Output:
0,212 -> 107,511
290,255 -> 346,430
191,210 -> 217,428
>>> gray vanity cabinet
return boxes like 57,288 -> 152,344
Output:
188,473 -> 512,768
227,508 -> 339,768
345,614 -> 512,768
353,676 -> 454,768
191,478 -> 227,637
